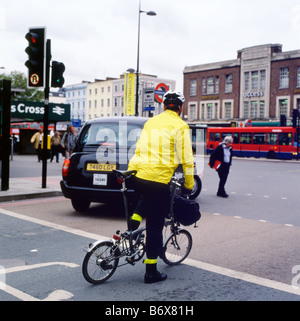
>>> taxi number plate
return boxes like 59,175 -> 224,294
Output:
93,174 -> 107,186
86,163 -> 116,172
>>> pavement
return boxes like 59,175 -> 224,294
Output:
0,155 -> 63,203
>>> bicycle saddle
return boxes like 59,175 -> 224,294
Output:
113,169 -> 137,180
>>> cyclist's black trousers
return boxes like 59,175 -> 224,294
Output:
134,177 -> 170,260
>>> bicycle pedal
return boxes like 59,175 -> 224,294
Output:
125,257 -> 135,266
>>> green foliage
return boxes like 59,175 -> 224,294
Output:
0,70 -> 44,101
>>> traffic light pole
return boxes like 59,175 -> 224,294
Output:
42,39 -> 51,188
0,80 -> 11,191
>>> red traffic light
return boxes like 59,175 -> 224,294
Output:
25,32 -> 38,44
25,27 -> 45,88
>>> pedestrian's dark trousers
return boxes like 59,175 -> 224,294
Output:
217,162 -> 230,194
133,177 -> 170,260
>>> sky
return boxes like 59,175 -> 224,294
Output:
1,0 -> 300,92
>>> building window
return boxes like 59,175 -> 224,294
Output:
259,101 -> 265,118
190,79 -> 197,96
225,74 -> 232,93
244,72 -> 250,91
202,78 -> 206,94
224,102 -> 232,118
297,67 -> 300,87
207,103 -> 213,119
279,99 -> 288,116
260,70 -> 266,90
189,104 -> 196,121
244,101 -> 249,119
215,76 -> 219,94
251,101 -> 258,118
251,71 -> 259,90
279,68 -> 289,88
114,98 -> 118,107
207,77 -> 214,94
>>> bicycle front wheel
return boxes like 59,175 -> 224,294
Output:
82,241 -> 120,284
162,229 -> 192,266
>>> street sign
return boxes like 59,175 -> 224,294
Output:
155,83 -> 169,103
11,100 -> 71,121
143,88 -> 155,108
143,106 -> 155,111
72,119 -> 82,127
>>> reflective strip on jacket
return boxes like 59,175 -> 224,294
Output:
128,110 -> 194,190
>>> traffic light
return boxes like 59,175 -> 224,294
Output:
25,28 -> 45,88
51,61 -> 65,88
292,109 -> 299,128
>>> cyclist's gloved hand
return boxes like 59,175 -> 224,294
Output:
181,186 -> 192,197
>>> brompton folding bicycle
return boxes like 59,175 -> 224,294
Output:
82,169 -> 194,284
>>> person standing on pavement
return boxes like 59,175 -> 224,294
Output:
209,136 -> 233,198
127,90 -> 194,284
30,129 -> 42,162
61,126 -> 78,158
50,132 -> 61,163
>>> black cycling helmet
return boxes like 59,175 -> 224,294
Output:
163,90 -> 185,107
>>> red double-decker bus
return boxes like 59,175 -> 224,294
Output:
207,126 -> 300,160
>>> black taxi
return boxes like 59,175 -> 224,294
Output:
60,117 -> 148,211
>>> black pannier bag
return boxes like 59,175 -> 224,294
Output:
173,195 -> 201,226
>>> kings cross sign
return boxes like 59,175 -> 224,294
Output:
11,100 -> 70,121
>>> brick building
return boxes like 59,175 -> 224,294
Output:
183,44 -> 300,124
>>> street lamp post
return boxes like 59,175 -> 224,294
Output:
135,0 -> 156,116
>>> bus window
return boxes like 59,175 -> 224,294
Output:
209,132 -> 214,141
278,133 -> 292,146
253,133 -> 265,145
240,133 -> 252,144
233,133 -> 239,144
222,133 -> 232,140
215,133 -> 221,141
267,133 -> 277,145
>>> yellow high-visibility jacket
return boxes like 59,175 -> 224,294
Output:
128,110 -> 194,190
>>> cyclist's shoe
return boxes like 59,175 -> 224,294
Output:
144,271 -> 167,284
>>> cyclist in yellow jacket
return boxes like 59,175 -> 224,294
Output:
128,90 -> 194,283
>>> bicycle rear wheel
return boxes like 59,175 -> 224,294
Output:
162,229 -> 192,266
82,241 -> 120,284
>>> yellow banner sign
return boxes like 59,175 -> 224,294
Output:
124,73 -> 136,115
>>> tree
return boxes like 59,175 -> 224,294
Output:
0,70 -> 44,101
